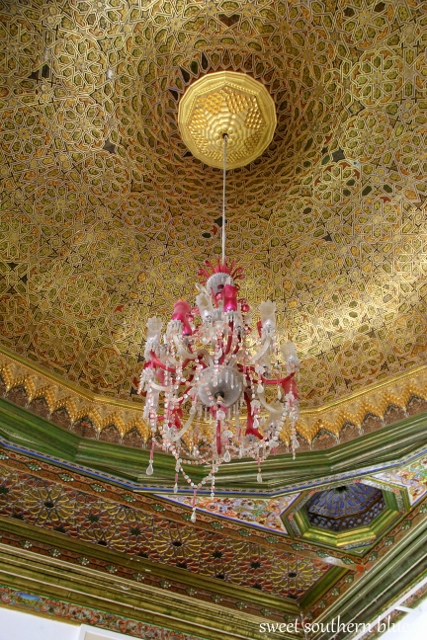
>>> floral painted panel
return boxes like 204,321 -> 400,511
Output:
157,494 -> 300,533
374,458 -> 427,505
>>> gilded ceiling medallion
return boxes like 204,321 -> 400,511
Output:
178,71 -> 277,169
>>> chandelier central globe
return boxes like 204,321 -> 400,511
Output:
197,365 -> 243,408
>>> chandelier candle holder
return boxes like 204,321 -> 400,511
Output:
138,75 -> 300,522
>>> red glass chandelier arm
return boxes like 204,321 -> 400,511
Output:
261,372 -> 298,399
181,349 -> 213,369
216,417 -> 222,455
147,352 -> 205,376
238,364 -> 258,386
172,407 -> 183,430
171,300 -> 193,336
148,351 -> 177,373
243,391 -> 263,440
219,322 -> 235,363
231,336 -> 242,356
261,370 -> 294,385
176,379 -> 197,403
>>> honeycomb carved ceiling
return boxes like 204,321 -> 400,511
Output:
0,0 -> 426,410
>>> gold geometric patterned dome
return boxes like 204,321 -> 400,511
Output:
178,71 -> 277,168
0,0 -> 426,443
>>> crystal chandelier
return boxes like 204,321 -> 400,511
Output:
138,134 -> 300,522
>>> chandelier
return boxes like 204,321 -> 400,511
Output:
138,74 -> 300,522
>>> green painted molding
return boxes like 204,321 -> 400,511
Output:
311,516 -> 427,636
0,397 -> 80,458
0,540 -> 297,640
299,566 -> 347,611
0,396 -> 426,492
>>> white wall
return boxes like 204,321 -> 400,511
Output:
378,599 -> 427,639
0,607 -> 77,640
0,609 -> 132,640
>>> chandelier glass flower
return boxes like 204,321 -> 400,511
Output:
138,134 -> 300,522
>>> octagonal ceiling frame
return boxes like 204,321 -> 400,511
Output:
282,480 -> 408,551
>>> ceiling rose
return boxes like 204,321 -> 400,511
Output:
178,71 -> 277,169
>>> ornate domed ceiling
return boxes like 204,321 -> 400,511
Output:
0,0 -> 426,426
0,5 -> 427,634
305,483 -> 385,531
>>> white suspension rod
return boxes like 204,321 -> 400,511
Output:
221,133 -> 228,265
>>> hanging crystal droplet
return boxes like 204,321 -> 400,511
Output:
175,460 -> 181,472
173,482 -> 178,494
146,462 -> 154,476
223,450 -> 231,463
257,472 -> 263,483
190,508 -> 197,523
